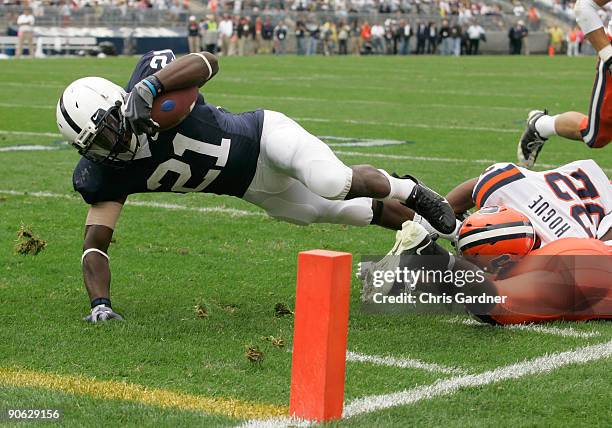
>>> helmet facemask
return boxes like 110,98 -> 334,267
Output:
72,101 -> 139,167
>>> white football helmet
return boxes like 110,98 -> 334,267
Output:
57,77 -> 140,166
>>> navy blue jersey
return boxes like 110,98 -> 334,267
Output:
73,50 -> 263,204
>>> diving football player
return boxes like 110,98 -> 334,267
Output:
57,49 -> 456,322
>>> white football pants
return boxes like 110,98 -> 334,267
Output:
244,110 -> 374,226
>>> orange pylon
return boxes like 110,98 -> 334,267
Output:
289,250 -> 352,422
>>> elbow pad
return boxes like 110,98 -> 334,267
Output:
575,0 -> 604,35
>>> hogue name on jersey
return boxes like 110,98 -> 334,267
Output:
527,194 -> 572,238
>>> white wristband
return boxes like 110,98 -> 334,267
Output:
599,45 -> 612,63
190,52 -> 213,80
81,248 -> 109,264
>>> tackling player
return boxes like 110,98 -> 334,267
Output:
517,0 -> 612,168
57,49 -> 457,322
449,159 -> 612,245
449,159 -> 612,323
363,159 -> 612,324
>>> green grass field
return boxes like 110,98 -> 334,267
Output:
1,55 -> 611,427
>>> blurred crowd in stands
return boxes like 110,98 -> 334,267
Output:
0,0 -> 538,31
2,0 -> 599,57
187,14 -> 491,56
2,0 -> 192,26
2,0 -> 603,27
3,0 -> 189,11
2,0 -> 505,16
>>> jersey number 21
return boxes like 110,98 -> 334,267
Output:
146,134 -> 231,192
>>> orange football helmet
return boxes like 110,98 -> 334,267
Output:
457,206 -> 537,258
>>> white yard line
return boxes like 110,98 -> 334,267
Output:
0,130 -> 62,137
335,149 -> 501,164
0,107 -> 518,132
321,136 -> 411,147
334,151 -> 612,175
506,324 -> 601,338
0,81 -> 65,88
0,99 -> 526,112
207,92 -> 530,111
0,103 -> 54,109
0,190 -> 73,200
239,339 -> 612,427
0,134 -> 409,150
451,317 -> 601,339
294,117 -> 519,133
426,103 -> 524,112
1,130 -> 610,175
342,339 -> 612,418
346,351 -> 466,375
0,73 -> 576,102
0,145 -> 59,152
286,348 -> 464,374
126,200 -> 265,217
0,190 -> 265,218
327,142 -> 406,147
206,81 -> 547,99
0,79 -> 539,99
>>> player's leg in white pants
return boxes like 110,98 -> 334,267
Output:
243,110 -> 374,226
258,110 -> 354,200
243,158 -> 374,226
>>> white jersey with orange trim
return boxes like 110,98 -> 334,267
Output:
472,160 -> 612,245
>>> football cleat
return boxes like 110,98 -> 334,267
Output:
395,174 -> 456,235
394,221 -> 452,259
359,222 -> 439,301
390,220 -> 435,256
394,222 -> 452,290
517,109 -> 548,169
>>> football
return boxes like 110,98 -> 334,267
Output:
151,86 -> 198,131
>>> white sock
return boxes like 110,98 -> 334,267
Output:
534,114 -> 558,138
379,170 -> 416,201
414,213 -> 461,241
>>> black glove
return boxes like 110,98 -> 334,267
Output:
122,76 -> 163,135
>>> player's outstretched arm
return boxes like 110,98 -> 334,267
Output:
445,178 -> 477,214
81,199 -> 125,322
575,0 -> 612,56
154,51 -> 219,90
